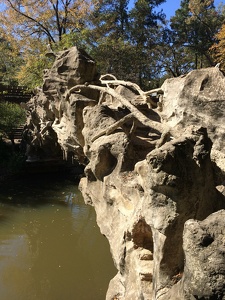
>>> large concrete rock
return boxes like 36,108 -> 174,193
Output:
182,210 -> 225,299
79,68 -> 225,299
25,47 -> 98,162
161,67 -> 225,171
80,125 -> 225,300
43,47 -> 99,99
24,47 -> 225,299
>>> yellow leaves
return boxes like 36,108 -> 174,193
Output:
0,0 -> 98,45
214,24 -> 225,41
188,0 -> 214,23
0,0 -> 100,88
16,45 -> 53,88
210,24 -> 225,70
68,0 -> 97,25
189,0 -> 214,16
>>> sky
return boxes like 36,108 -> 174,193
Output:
157,0 -> 225,19
129,0 -> 225,19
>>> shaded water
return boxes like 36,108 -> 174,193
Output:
0,176 -> 116,300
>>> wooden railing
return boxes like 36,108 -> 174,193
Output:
0,84 -> 33,103
11,125 -> 24,140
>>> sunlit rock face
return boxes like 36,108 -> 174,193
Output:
24,47 -> 99,162
25,47 -> 225,299
161,68 -> 225,174
80,126 -> 225,300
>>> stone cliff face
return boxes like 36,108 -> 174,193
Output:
25,47 -> 225,299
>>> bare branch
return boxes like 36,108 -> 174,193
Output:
49,0 -> 63,39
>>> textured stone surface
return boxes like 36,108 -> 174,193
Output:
24,47 -> 98,162
161,67 -> 225,156
24,48 -> 225,299
182,210 -> 225,299
80,125 -> 225,300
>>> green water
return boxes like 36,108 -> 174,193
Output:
0,176 -> 116,300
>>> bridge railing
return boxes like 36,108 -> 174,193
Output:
0,84 -> 33,103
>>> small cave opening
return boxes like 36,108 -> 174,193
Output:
94,145 -> 118,181
200,233 -> 214,247
132,218 -> 153,252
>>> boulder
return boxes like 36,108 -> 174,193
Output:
161,67 -> 225,157
24,47 -> 225,299
25,47 -> 98,162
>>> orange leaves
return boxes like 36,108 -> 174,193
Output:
210,24 -> 225,70
0,0 -> 98,44
189,0 -> 214,16
0,0 -> 99,88
67,0 -> 97,27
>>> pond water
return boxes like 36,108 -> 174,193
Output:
0,175 -> 116,300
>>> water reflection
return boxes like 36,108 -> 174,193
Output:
0,177 -> 115,300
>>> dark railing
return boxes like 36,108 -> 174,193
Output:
0,84 -> 33,103
11,125 -> 24,140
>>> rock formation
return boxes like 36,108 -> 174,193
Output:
25,46 -> 225,299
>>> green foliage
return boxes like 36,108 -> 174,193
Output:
54,31 -> 92,52
0,37 -> 22,86
127,0 -> 166,87
16,53 -> 53,90
154,26 -> 196,77
85,0 -> 140,83
89,0 -> 129,39
0,0 -> 225,90
210,23 -> 225,72
88,0 -> 166,88
170,0 -> 224,69
90,37 -> 135,79
0,101 -> 26,140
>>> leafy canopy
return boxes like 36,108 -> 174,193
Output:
0,0 -> 225,90
0,0 -> 100,89
170,0 -> 224,69
210,23 -> 225,72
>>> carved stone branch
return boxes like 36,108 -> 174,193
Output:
99,76 -> 164,108
91,113 -> 134,142
99,75 -> 163,96
67,84 -> 165,134
100,79 -> 149,101
100,74 -> 117,81
145,87 -> 164,95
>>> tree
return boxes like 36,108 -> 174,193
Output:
0,0 -> 99,44
16,39 -> 54,89
0,36 -> 23,86
127,0 -> 166,88
210,23 -> 225,72
0,0 -> 99,88
90,0 -> 129,38
170,0 -> 224,69
153,27 -> 195,78
86,0 -> 132,78
86,0 -> 167,88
